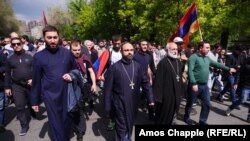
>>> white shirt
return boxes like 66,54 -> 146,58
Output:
110,50 -> 122,65
207,51 -> 218,62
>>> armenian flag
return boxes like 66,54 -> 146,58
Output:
93,50 -> 110,79
170,3 -> 200,45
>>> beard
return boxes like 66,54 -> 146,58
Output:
123,54 -> 133,61
113,46 -> 120,52
167,51 -> 178,59
45,41 -> 59,53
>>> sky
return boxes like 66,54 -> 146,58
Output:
10,0 -> 68,21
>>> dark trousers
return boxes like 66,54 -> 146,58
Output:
0,91 -> 5,126
83,83 -> 94,105
184,83 -> 211,124
12,84 -> 31,129
69,108 -> 86,136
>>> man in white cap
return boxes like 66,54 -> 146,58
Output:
173,37 -> 188,61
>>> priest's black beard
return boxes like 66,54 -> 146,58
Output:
46,45 -> 59,54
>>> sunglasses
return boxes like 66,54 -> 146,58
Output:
11,43 -> 21,46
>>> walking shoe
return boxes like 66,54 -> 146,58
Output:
222,95 -> 229,100
235,106 -> 241,110
76,132 -> 84,141
0,126 -> 6,133
190,108 -> 197,115
247,118 -> 250,123
225,108 -> 232,116
19,127 -> 29,136
184,119 -> 193,125
107,120 -> 115,131
199,121 -> 208,125
216,95 -> 223,102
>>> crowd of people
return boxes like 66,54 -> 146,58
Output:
0,25 -> 250,141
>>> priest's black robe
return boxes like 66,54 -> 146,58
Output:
153,56 -> 183,125
31,47 -> 76,141
104,59 -> 154,141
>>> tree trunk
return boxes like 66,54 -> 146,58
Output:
220,29 -> 229,50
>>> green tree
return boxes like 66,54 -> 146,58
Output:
51,0 -> 250,47
47,6 -> 74,39
0,0 -> 19,36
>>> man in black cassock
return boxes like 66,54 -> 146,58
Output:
104,42 -> 154,141
153,42 -> 183,125
31,26 -> 76,141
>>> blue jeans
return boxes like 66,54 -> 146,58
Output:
241,88 -> 250,103
220,75 -> 237,103
230,88 -> 250,119
184,83 -> 211,124
0,91 -> 5,126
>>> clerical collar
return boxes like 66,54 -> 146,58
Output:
121,58 -> 132,64
46,45 -> 59,54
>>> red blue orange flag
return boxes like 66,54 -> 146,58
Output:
43,10 -> 48,27
93,50 -> 110,79
170,3 -> 200,46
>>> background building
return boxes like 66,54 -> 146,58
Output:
18,20 -> 43,39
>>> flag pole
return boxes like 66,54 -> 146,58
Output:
195,4 -> 203,41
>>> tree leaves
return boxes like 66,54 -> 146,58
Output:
46,0 -> 250,46
0,0 -> 19,36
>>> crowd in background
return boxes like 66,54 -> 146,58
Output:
0,27 -> 250,141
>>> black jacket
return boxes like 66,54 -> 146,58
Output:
0,51 -> 7,90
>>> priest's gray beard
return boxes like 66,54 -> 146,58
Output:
167,51 -> 178,59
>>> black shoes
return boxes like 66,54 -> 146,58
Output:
76,132 -> 85,141
107,119 -> 115,131
235,106 -> 241,110
247,118 -> 250,123
216,95 -> 223,102
0,126 -> 6,133
19,127 -> 29,136
184,119 -> 193,125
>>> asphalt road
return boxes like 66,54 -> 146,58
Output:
0,91 -> 249,141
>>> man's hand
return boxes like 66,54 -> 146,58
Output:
149,102 -> 155,106
229,68 -> 236,74
5,89 -> 12,96
27,79 -> 32,86
62,73 -> 72,82
180,54 -> 188,61
32,106 -> 39,112
98,76 -> 105,81
91,84 -> 97,93
192,85 -> 198,92
233,84 -> 238,90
